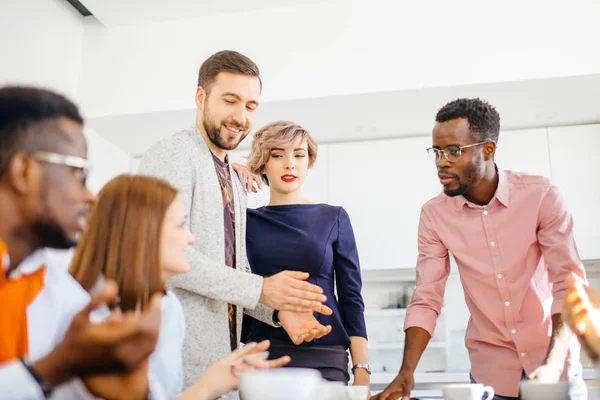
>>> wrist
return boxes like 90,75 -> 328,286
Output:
351,364 -> 371,375
353,368 -> 370,378
259,277 -> 268,303
30,345 -> 74,390
399,364 -> 415,374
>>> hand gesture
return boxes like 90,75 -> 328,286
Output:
180,340 -> 290,400
369,369 -> 414,400
279,306 -> 333,345
260,271 -> 327,312
83,360 -> 149,400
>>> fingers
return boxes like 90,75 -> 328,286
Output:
288,281 -> 326,299
289,335 -> 303,345
376,387 -> 404,400
80,280 -> 119,317
313,325 -> 332,339
286,293 -> 325,310
279,304 -> 314,313
241,353 -> 290,370
316,304 -> 333,316
302,329 -> 318,342
226,342 -> 260,361
228,340 -> 271,362
282,270 -> 311,282
265,355 -> 290,368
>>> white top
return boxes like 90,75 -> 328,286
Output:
149,290 -> 186,399
0,249 -> 185,400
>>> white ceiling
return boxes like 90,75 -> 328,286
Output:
87,74 -> 600,156
80,0 -> 325,27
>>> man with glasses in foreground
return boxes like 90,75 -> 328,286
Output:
372,98 -> 588,400
0,85 -> 164,399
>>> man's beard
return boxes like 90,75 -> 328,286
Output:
31,218 -> 77,249
203,109 -> 248,151
443,154 -> 483,197
33,179 -> 78,250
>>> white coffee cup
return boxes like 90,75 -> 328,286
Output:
239,368 -> 322,400
443,383 -> 495,400
520,381 -> 569,400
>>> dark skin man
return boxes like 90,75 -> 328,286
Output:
372,116 -> 569,400
0,87 -> 163,399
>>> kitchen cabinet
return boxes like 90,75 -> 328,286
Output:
494,128 -> 551,177
547,124 -> 600,261
328,137 -> 440,270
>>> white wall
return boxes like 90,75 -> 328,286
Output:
0,0 -> 84,100
0,0 -> 133,193
79,0 -> 600,118
85,129 -> 132,193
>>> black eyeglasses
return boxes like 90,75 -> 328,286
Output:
32,151 -> 90,187
426,141 -> 494,163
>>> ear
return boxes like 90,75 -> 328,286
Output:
195,86 -> 206,109
483,141 -> 496,161
6,152 -> 37,196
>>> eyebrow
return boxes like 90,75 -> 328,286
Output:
222,92 -> 259,106
271,148 -> 306,152
433,143 -> 461,149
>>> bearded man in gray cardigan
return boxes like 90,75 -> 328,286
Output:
138,50 -> 332,398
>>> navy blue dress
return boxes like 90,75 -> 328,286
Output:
245,204 -> 367,382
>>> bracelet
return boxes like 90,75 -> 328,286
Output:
351,363 -> 371,375
20,358 -> 53,398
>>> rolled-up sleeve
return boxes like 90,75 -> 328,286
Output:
333,207 -> 367,339
404,208 -> 451,336
537,185 -> 588,315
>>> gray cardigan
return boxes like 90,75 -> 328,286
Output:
138,127 -> 276,397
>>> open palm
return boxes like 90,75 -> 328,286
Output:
279,305 -> 333,345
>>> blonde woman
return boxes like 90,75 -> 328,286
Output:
234,121 -> 370,387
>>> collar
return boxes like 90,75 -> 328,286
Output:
453,165 -> 510,211
6,249 -> 47,280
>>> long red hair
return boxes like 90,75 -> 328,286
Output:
70,174 -> 177,311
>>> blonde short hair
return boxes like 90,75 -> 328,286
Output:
247,121 -> 318,186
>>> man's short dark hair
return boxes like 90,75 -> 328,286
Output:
0,86 -> 83,176
197,50 -> 261,93
435,98 -> 500,143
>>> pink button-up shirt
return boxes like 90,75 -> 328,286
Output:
404,169 -> 588,397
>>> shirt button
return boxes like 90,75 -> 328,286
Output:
483,210 -> 489,215
511,329 -> 517,334
505,301 -> 510,307
490,241 -> 496,247
497,273 -> 503,279
521,352 -> 526,357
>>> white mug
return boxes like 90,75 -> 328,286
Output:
443,383 -> 495,400
239,368 -> 322,400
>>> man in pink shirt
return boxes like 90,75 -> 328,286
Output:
372,98 -> 588,400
